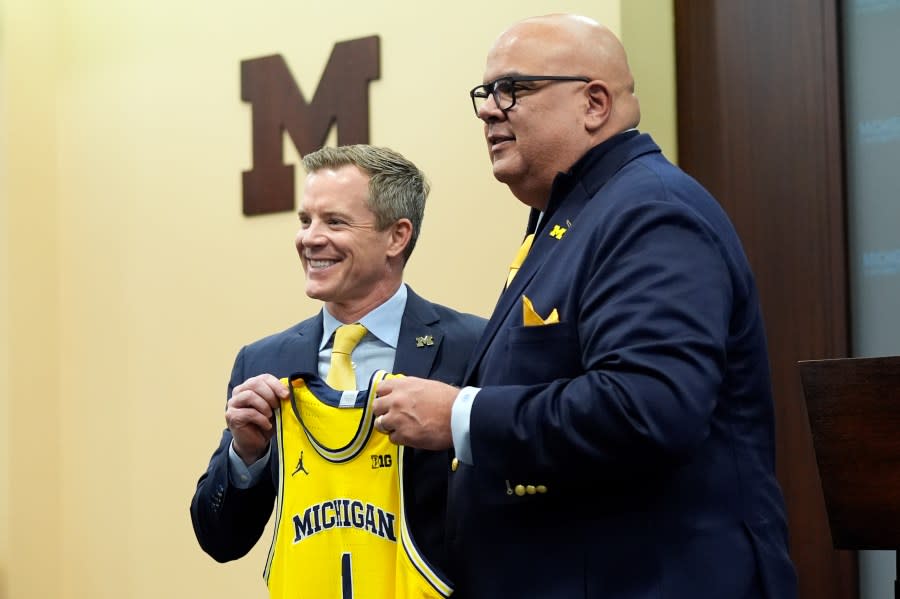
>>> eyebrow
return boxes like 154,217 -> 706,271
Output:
298,210 -> 353,220
483,72 -> 526,84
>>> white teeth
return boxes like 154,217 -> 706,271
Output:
308,259 -> 337,269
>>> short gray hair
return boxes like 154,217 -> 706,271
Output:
301,145 -> 430,263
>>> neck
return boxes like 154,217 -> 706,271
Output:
509,181 -> 551,211
325,280 -> 403,324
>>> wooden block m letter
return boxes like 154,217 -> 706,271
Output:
241,36 -> 380,215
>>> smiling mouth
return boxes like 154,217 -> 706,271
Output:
307,258 -> 339,270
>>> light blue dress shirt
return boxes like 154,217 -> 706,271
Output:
451,386 -> 479,464
229,285 -> 408,487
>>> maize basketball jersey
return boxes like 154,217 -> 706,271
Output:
264,370 -> 453,599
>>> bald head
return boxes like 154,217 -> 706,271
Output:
490,14 -> 640,135
476,13 -> 642,208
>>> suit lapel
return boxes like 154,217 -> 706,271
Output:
394,288 -> 442,378
290,313 -> 324,375
463,134 -> 662,384
463,186 -> 591,383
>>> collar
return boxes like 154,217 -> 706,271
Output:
535,129 -> 641,233
320,284 -> 408,350
568,128 -> 640,180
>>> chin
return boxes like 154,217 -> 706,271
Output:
491,155 -> 524,182
492,166 -> 520,186
304,284 -> 331,303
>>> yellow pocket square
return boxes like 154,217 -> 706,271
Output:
522,295 -> 560,326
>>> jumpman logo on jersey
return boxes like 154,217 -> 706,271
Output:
292,451 -> 310,476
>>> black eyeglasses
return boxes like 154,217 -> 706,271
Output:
469,75 -> 591,117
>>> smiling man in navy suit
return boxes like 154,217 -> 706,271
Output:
373,14 -> 798,598
190,145 -> 485,585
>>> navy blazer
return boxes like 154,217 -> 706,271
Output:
191,287 -> 485,573
447,133 -> 797,598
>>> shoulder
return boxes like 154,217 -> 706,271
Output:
227,314 -> 321,385
578,141 -> 730,242
435,304 -> 488,340
237,314 -> 320,357
602,136 -> 719,215
405,288 -> 487,338
431,301 -> 487,329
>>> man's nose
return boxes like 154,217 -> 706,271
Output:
298,221 -> 327,247
477,95 -> 505,121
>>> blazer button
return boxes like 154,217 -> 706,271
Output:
526,485 -> 536,495
536,485 -> 548,494
514,484 -> 526,496
451,458 -> 459,472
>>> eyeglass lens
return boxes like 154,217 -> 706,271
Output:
473,80 -> 514,112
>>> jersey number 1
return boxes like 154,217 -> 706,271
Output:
341,552 -> 353,599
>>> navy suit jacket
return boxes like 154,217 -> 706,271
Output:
446,133 -> 798,598
191,287 -> 485,573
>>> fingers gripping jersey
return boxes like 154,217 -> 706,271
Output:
265,370 -> 453,599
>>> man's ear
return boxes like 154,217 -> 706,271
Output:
386,218 -> 413,259
584,80 -> 612,132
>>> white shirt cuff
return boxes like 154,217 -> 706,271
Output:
451,386 -> 480,465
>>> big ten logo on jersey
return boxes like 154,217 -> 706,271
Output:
370,453 -> 392,469
240,36 -> 380,216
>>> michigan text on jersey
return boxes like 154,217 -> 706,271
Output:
292,498 -> 397,543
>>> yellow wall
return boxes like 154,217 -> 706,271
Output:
1,8 -> 9,594
622,0 -> 678,164
1,1 -> 674,597
2,1 -> 63,597
1,7 -> 8,591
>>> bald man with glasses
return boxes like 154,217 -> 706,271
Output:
373,14 -> 798,598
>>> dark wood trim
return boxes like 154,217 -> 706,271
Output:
674,1 -> 854,597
